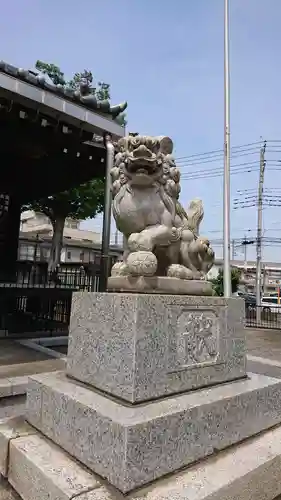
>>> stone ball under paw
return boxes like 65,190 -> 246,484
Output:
111,261 -> 129,277
127,233 -> 153,252
127,251 -> 157,277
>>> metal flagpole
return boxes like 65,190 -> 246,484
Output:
223,0 -> 231,297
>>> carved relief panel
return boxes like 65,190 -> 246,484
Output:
175,310 -> 219,368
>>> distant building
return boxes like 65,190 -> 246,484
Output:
19,211 -> 122,265
208,259 -> 281,295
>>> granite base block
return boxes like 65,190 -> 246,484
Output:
8,433 -> 101,500
25,370 -> 281,493
67,293 -> 246,403
0,417 -> 36,477
5,423 -> 281,500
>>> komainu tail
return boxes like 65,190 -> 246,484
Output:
186,198 -> 204,236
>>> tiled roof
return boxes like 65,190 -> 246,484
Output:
0,60 -> 127,118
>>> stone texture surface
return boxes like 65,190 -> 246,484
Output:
8,433 -> 101,500
67,293 -> 246,403
108,276 -> 213,295
0,376 -> 29,400
128,424 -> 281,500
0,379 -> 13,398
25,370 -> 281,493
7,415 -> 281,500
0,416 -> 36,477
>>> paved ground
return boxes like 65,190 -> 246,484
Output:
246,328 -> 281,361
0,340 -> 65,422
0,340 -> 65,379
0,340 -> 53,365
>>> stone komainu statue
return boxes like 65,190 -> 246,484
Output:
110,135 -> 214,281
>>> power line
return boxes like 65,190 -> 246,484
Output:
174,141 -> 262,162
172,140 -> 281,182
176,149 -> 261,168
182,165 -> 260,181
180,164 -> 281,182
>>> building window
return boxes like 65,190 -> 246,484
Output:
41,248 -> 50,261
65,219 -> 79,229
94,253 -> 101,265
67,251 -> 71,260
18,244 -> 35,261
80,252 -> 84,262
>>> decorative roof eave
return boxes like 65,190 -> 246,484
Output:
0,61 -> 127,119
0,70 -> 126,140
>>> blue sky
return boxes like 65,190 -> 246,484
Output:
1,0 -> 281,261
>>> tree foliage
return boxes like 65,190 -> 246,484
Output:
210,268 -> 241,296
35,60 -> 66,86
25,179 -> 105,222
23,179 -> 105,272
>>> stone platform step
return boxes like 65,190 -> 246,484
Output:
0,417 -> 104,500
3,416 -> 281,499
25,370 -> 281,493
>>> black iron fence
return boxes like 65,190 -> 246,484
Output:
0,263 -> 104,337
14,266 -> 99,290
245,305 -> 281,330
2,261 -> 281,337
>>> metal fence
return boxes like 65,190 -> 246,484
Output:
245,305 -> 281,330
0,264 -> 102,338
11,263 -> 102,290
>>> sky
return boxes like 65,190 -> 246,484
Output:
1,0 -> 281,262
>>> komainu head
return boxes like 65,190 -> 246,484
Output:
110,135 -> 181,197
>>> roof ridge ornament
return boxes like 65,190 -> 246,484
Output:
0,60 -> 127,119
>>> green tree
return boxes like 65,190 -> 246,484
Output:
210,268 -> 241,296
35,60 -> 66,86
23,180 -> 105,272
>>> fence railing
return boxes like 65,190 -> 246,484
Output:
0,263 -> 104,337
3,260 -> 112,289
245,305 -> 281,330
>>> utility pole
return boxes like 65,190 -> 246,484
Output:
243,234 -> 247,269
241,234 -> 255,270
256,141 -> 267,320
223,0 -> 231,297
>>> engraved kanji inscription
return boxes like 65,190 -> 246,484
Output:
176,311 -> 219,367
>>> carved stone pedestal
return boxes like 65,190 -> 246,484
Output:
66,293 -> 246,402
4,292 -> 281,499
22,293 -> 281,494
